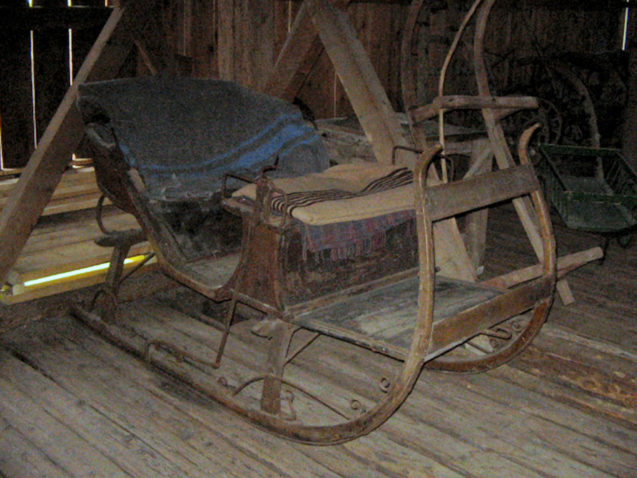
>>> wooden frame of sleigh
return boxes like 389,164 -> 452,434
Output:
72,0 -> 601,444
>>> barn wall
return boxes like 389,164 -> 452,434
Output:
157,0 -> 627,122
405,1 -> 626,101
159,0 -> 410,117
0,0 -> 114,168
0,0 -> 631,168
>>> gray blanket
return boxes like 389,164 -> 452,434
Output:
77,76 -> 329,201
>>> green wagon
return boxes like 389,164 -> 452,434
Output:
536,144 -> 637,246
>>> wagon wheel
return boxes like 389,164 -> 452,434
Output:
559,52 -> 628,147
500,97 -> 562,163
505,58 -> 601,149
402,0 -> 553,373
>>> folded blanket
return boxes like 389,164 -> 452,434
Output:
233,162 -> 416,225
303,210 -> 415,261
78,77 -> 329,201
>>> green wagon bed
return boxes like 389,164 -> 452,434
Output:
536,144 -> 637,238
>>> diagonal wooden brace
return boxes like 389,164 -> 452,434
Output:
0,0 -> 159,286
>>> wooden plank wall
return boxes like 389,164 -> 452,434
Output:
160,0 -> 409,117
1,0 -> 630,161
622,7 -> 637,167
0,0 -> 631,169
0,1 -> 111,168
159,0 -> 628,119
0,0 -> 35,168
408,0 -> 627,106
314,1 -> 409,117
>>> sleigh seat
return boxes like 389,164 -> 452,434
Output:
222,161 -> 423,309
73,76 -> 330,319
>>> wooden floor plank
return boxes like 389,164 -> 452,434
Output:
120,303 -> 459,478
412,373 -> 637,477
119,300 -> 577,477
19,209 -> 139,256
63,311 -> 469,478
0,349 -> 187,478
0,189 -> 634,477
0,291 -> 633,477
484,204 -> 636,351
133,295 -> 637,477
0,415 -> 72,478
56,319 -> 395,478
458,346 -> 637,454
0,364 -> 131,478
295,329 -> 627,478
2,323 -> 280,478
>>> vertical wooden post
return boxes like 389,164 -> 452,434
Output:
261,320 -> 294,416
464,138 -> 493,272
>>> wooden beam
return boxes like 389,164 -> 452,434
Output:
410,95 -> 538,123
307,0 -> 410,165
481,247 -> 604,290
263,0 -> 351,100
463,139 -> 492,271
425,164 -> 539,222
307,0 -> 476,281
0,0 -> 157,286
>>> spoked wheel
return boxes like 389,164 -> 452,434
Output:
501,97 -> 562,163
503,58 -> 601,148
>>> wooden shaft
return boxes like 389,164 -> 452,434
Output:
410,95 -> 538,123
481,247 -> 603,290
307,0 -> 412,165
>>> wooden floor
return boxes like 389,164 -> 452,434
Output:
0,205 -> 635,477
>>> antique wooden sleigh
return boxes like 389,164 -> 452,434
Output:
71,0 -> 600,444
